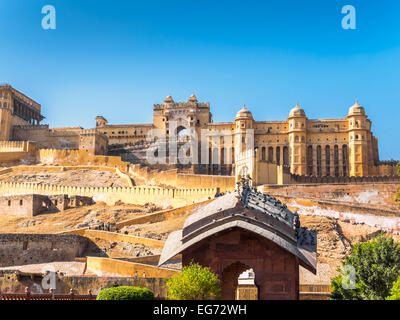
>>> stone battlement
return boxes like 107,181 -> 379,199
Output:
153,101 -> 210,110
0,181 -> 218,207
0,141 -> 33,152
0,233 -> 89,268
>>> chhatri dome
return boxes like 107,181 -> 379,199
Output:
188,94 -> 198,103
235,104 -> 254,120
164,95 -> 175,104
348,100 -> 366,116
289,102 -> 306,118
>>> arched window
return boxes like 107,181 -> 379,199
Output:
307,145 -> 313,176
334,145 -> 339,177
261,147 -> 266,161
276,147 -> 281,165
342,145 -> 349,176
316,146 -> 322,176
268,147 -> 273,162
325,145 -> 331,176
283,146 -> 289,166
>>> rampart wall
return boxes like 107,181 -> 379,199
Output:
288,173 -> 399,185
0,181 -> 217,207
0,165 -> 134,188
129,164 -> 235,191
0,234 -> 89,268
0,270 -> 169,297
37,149 -> 130,172
63,230 -> 165,249
86,257 -> 179,278
262,183 -> 400,209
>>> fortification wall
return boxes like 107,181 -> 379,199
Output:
129,164 -> 235,191
370,164 -> 398,176
0,141 -> 35,152
0,181 -> 217,207
64,230 -> 165,249
289,174 -> 399,185
116,199 -> 214,229
86,257 -> 179,278
36,149 -> 130,171
12,126 -> 80,149
0,271 -> 168,296
262,183 -> 399,209
0,141 -> 37,166
0,165 -> 134,188
0,234 -> 89,268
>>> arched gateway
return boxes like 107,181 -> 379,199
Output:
158,179 -> 317,300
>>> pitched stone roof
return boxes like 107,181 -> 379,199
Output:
159,179 -> 317,273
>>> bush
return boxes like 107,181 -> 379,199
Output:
331,235 -> 400,300
386,276 -> 400,300
96,286 -> 154,300
166,262 -> 221,300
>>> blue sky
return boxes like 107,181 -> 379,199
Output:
0,0 -> 399,159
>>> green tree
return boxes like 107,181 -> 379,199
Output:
96,286 -> 154,300
166,262 -> 221,300
386,276 -> 400,300
331,235 -> 400,300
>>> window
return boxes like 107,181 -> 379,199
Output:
8,200 -> 11,206
20,200 -> 23,206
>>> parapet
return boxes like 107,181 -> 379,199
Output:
153,101 -> 210,110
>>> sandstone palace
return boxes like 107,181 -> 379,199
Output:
0,84 -> 397,186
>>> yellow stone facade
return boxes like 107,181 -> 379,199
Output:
0,85 -> 388,181
96,95 -> 381,178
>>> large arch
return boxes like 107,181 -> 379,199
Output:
221,261 -> 254,300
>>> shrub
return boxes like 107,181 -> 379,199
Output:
96,286 -> 154,300
386,276 -> 400,300
166,262 -> 221,300
331,235 -> 400,300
